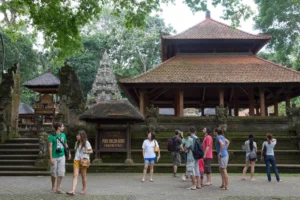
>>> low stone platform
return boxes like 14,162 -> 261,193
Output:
0,174 -> 299,200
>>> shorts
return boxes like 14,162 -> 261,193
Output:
187,160 -> 200,177
204,158 -> 212,174
200,171 -> 204,180
171,152 -> 181,166
144,158 -> 155,165
50,156 -> 65,177
73,160 -> 89,169
218,156 -> 229,169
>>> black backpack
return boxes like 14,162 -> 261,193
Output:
167,137 -> 176,152
191,137 -> 204,159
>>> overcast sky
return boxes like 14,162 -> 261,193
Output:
157,0 -> 258,34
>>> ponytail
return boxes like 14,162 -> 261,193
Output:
248,133 -> 254,151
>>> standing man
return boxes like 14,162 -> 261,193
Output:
48,122 -> 71,194
171,130 -> 183,177
202,127 -> 213,186
185,126 -> 201,190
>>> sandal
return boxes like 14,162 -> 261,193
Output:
80,191 -> 86,195
149,179 -> 154,182
56,191 -> 65,194
196,186 -> 202,189
219,187 -> 226,190
66,191 -> 75,196
219,185 -> 224,188
186,187 -> 197,190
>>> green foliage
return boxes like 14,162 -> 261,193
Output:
255,0 -> 300,70
0,0 -> 254,62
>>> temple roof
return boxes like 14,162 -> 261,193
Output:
23,71 -> 60,88
162,18 -> 271,40
79,100 -> 144,123
19,103 -> 34,115
119,54 -> 300,84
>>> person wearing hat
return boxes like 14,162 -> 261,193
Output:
171,130 -> 183,177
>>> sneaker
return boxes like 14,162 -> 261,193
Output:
173,174 -> 179,178
182,175 -> 186,181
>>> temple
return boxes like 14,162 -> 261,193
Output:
119,12 -> 300,117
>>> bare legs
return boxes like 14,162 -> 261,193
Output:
219,168 -> 229,189
205,173 -> 212,185
242,161 -> 256,181
51,176 -> 55,192
68,168 -> 87,195
56,176 -> 63,192
142,164 -> 154,181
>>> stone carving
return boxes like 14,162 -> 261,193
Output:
58,63 -> 86,127
35,132 -> 50,167
216,104 -> 228,133
286,103 -> 300,131
0,64 -> 21,140
87,51 -> 120,106
146,104 -> 159,133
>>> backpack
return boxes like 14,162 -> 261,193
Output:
166,137 -> 176,152
247,142 -> 257,161
190,137 -> 204,159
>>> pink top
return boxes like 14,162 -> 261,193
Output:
198,158 -> 204,172
202,135 -> 213,159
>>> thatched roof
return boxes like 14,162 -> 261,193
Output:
19,103 -> 34,115
79,100 -> 144,123
23,71 -> 60,88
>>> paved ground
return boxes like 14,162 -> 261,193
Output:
0,173 -> 300,200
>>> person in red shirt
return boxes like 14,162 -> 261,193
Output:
202,127 -> 213,186
198,158 -> 204,187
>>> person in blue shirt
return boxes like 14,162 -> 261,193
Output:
214,128 -> 230,190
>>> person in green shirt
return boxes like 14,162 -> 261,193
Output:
48,122 -> 71,194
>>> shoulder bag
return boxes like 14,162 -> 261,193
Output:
57,136 -> 70,158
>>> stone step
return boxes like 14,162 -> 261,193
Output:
0,165 -> 48,171
0,149 -> 40,155
0,160 -> 36,165
0,171 -> 51,176
5,138 -> 39,144
0,154 -> 38,160
0,143 -> 40,149
65,163 -> 300,173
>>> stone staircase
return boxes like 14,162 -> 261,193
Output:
0,138 -> 50,176
66,131 -> 300,174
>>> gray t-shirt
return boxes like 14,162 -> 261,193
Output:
245,140 -> 257,154
263,141 -> 276,156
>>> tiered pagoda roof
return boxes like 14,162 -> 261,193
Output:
23,71 -> 60,93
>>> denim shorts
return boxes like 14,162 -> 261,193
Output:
144,158 -> 155,165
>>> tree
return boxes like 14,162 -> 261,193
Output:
255,0 -> 300,70
0,0 -> 253,62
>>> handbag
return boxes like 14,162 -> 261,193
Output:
80,158 -> 91,167
57,136 -> 70,158
154,140 -> 159,152
247,142 -> 257,161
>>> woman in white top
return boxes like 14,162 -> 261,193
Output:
242,133 -> 257,181
67,130 -> 93,195
142,132 -> 160,182
261,133 -> 281,182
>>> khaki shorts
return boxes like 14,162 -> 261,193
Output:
218,156 -> 229,169
73,160 -> 89,169
50,156 -> 65,177
171,152 -> 181,166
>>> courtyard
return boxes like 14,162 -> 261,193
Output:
0,173 -> 299,200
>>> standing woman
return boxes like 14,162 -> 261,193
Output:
214,128 -> 230,190
242,133 -> 257,181
261,133 -> 281,182
142,132 -> 160,182
67,130 -> 93,195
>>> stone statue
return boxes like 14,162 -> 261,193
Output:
216,104 -> 228,133
146,104 -> 159,133
286,103 -> 300,131
35,132 -> 50,167
87,51 -> 121,106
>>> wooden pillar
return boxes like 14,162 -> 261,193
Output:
201,105 -> 205,116
228,104 -> 232,116
255,107 -> 260,116
219,88 -> 224,105
139,90 -> 145,116
274,101 -> 279,116
286,96 -> 291,115
265,105 -> 268,116
259,89 -> 265,116
248,88 -> 255,116
233,88 -> 239,116
175,90 -> 184,117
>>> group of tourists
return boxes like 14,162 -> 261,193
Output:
48,122 -> 93,196
141,126 -> 282,191
48,121 -> 281,196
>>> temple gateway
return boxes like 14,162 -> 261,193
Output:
119,12 -> 300,117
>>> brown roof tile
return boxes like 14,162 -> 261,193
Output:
119,54 -> 300,84
163,18 -> 271,40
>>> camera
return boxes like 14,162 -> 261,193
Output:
56,148 -> 62,153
